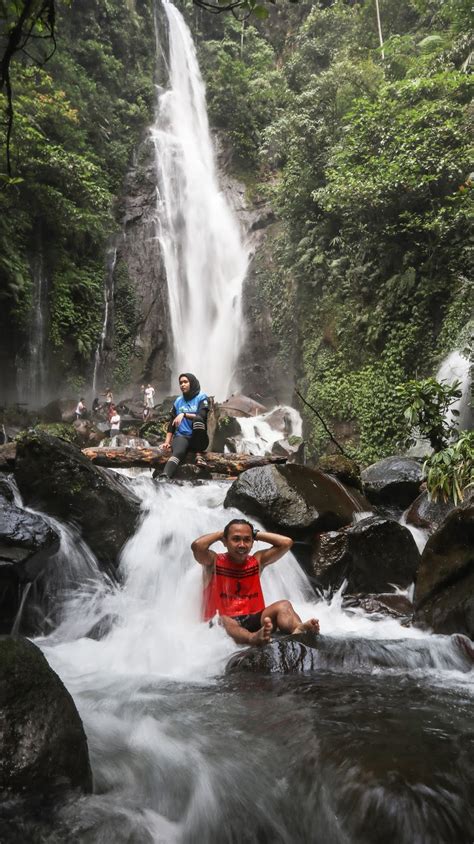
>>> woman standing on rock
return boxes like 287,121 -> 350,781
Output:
161,373 -> 209,478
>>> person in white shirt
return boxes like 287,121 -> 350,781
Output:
110,409 -> 121,434
75,398 -> 86,419
144,384 -> 155,409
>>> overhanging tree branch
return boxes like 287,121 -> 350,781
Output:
295,389 -> 350,457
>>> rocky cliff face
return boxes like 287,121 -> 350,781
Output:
116,138 -> 172,392
217,146 -> 293,404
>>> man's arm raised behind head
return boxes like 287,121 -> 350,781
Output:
253,530 -> 293,569
191,531 -> 223,566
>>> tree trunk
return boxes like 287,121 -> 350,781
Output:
81,447 -> 286,475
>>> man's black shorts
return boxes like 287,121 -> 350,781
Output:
232,612 -> 263,633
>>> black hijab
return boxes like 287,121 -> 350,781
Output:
179,372 -> 201,401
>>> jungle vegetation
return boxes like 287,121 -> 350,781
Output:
1,0 -> 472,464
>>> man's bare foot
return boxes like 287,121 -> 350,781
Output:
249,616 -> 273,647
292,618 -> 320,635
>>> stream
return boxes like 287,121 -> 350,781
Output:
23,475 -> 474,843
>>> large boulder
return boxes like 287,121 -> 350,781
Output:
225,632 -> 472,675
0,636 -> 92,794
0,442 -> 16,471
361,456 -> 423,507
14,432 -> 140,574
414,499 -> 474,637
316,454 -> 362,492
0,493 -> 60,633
271,438 -> 305,463
405,491 -> 455,532
311,516 -> 420,594
40,399 -> 77,424
218,394 -> 267,418
224,464 -> 370,538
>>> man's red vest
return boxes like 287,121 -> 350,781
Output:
202,552 -> 265,620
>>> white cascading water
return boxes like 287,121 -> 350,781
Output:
236,406 -> 303,455
436,348 -> 472,432
151,0 -> 248,401
92,246 -> 118,397
17,254 -> 48,407
15,5 -> 471,836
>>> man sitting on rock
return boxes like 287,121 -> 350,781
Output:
191,519 -> 320,646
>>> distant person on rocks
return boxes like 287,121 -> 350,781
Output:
109,407 -> 121,435
143,405 -> 151,422
92,397 -> 100,415
161,372 -> 209,478
191,519 -> 320,647
75,398 -> 86,419
144,383 -> 155,409
104,387 -> 113,407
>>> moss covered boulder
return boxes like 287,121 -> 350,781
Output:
224,463 -> 370,538
0,636 -> 92,794
414,499 -> 474,637
14,432 -> 140,574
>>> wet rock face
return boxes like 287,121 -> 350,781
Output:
224,463 -> 370,538
0,493 -> 60,633
405,491 -> 455,532
118,140 -> 171,389
311,516 -> 420,595
0,636 -> 92,794
225,633 -> 472,675
14,432 -> 140,574
316,454 -> 362,492
414,500 -> 474,637
361,457 -> 423,507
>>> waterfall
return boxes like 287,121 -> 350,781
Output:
17,254 -> 48,407
151,0 -> 249,401
436,349 -> 472,432
92,246 -> 118,396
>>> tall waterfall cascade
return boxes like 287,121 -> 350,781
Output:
151,0 -> 249,401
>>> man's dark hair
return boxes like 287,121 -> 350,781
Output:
223,519 -> 254,539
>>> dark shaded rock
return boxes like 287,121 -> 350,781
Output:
0,442 -> 16,471
272,438 -> 305,463
405,490 -> 455,532
312,516 -> 420,594
209,412 -> 241,452
317,454 -> 362,492
40,399 -> 76,424
414,500 -> 474,636
0,636 -> 92,794
14,432 -> 140,574
263,407 -> 294,435
0,476 -> 14,501
85,613 -> 118,640
0,496 -> 60,633
218,394 -> 267,418
0,497 -> 59,576
224,463 -> 370,538
225,633 -> 472,675
343,593 -> 413,623
361,456 -> 423,507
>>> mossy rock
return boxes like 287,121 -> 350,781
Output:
0,636 -> 92,794
316,454 -> 362,492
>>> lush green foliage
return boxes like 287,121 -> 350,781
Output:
199,0 -> 473,462
0,0 -> 155,391
423,430 -> 474,504
397,376 -> 463,451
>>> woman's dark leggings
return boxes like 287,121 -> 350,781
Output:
163,433 -> 208,478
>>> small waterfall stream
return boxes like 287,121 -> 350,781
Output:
151,0 -> 248,400
17,254 -> 49,407
26,475 -> 473,842
92,245 -> 118,396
